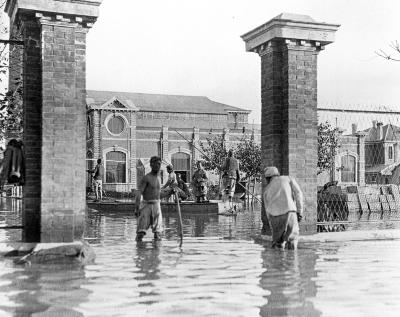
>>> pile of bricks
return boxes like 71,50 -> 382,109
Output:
317,184 -> 400,223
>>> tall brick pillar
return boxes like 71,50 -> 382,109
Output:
129,111 -> 138,188
356,132 -> 367,186
242,13 -> 339,233
5,0 -> 102,242
161,126 -> 169,161
192,127 -> 200,161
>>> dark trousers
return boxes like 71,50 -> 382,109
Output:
267,211 -> 299,249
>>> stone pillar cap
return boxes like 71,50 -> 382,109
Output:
241,12 -> 340,52
5,0 -> 102,23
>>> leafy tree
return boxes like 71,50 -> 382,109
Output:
199,134 -> 228,174
235,134 -> 262,181
0,3 -> 23,142
318,121 -> 340,175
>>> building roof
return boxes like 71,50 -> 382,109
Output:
318,104 -> 400,112
366,163 -> 400,175
363,123 -> 400,142
317,104 -> 400,135
86,90 -> 250,115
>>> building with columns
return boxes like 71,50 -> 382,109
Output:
85,87 -> 400,193
85,90 -> 256,192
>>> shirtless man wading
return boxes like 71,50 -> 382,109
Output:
135,156 -> 163,242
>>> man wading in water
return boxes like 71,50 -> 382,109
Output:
135,156 -> 163,242
262,166 -> 304,250
220,149 -> 240,202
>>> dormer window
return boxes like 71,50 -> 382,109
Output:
388,145 -> 394,160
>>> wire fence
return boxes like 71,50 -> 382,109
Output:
317,104 -> 400,229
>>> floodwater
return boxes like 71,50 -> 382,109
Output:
1,198 -> 400,317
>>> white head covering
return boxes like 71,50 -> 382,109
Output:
264,166 -> 280,178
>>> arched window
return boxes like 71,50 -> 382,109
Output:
106,151 -> 126,183
86,151 -> 93,187
172,152 -> 190,182
341,154 -> 356,183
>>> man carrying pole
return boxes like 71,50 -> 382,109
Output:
135,156 -> 163,242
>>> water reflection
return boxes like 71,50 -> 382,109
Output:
0,197 -> 22,242
259,246 -> 320,317
0,263 -> 90,316
1,204 -> 400,316
84,208 -> 261,242
135,242 -> 162,304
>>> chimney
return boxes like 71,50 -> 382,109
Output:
351,123 -> 358,135
372,120 -> 377,129
377,122 -> 383,140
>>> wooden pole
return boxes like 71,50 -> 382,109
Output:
175,192 -> 183,247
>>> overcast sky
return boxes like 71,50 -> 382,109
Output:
3,0 -> 400,124
86,0 -> 400,123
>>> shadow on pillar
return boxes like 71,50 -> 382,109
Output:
4,0 -> 103,243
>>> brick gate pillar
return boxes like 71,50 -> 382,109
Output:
242,13 -> 339,233
5,0 -> 102,242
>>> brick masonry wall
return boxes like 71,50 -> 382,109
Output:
260,40 -> 320,234
357,135 -> 366,185
88,108 -> 254,189
39,20 -> 88,242
129,112 -> 137,186
20,17 -> 42,242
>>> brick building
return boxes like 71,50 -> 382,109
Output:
86,90 -> 256,192
317,120 -> 400,187
85,88 -> 400,192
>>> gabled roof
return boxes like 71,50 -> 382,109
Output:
364,123 -> 400,142
87,96 -> 140,111
86,90 -> 250,115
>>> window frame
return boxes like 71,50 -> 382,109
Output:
339,153 -> 357,184
103,147 -> 128,184
168,148 -> 192,182
105,113 -> 127,136
388,145 -> 394,160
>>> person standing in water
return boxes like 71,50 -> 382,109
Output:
262,166 -> 304,250
192,161 -> 208,203
135,156 -> 163,242
220,149 -> 240,201
87,158 -> 104,201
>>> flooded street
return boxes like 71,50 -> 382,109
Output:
1,199 -> 400,316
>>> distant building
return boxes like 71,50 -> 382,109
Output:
86,91 -> 400,191
318,121 -> 400,186
364,122 -> 400,184
86,90 -> 255,192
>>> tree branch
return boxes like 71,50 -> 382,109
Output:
376,41 -> 400,62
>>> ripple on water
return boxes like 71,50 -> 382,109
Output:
0,207 -> 400,316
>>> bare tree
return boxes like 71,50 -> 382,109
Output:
376,40 -> 400,62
